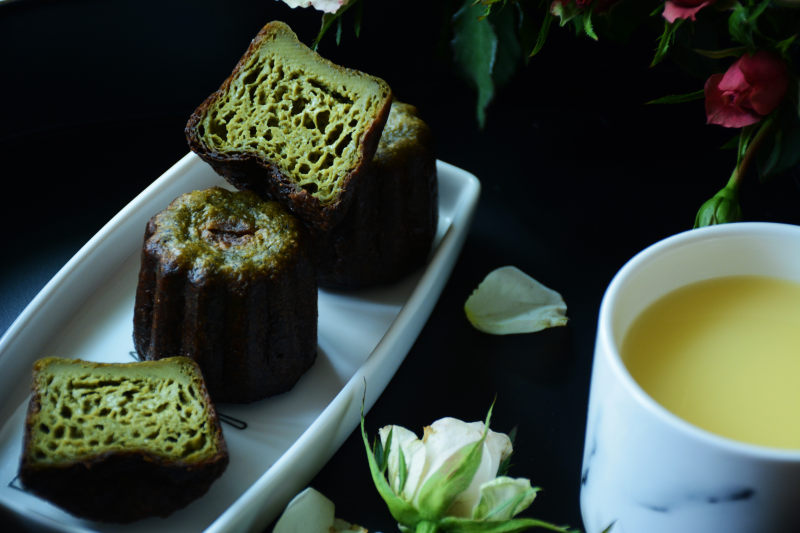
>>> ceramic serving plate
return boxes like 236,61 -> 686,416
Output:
0,153 -> 480,532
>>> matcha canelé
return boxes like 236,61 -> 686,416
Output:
134,187 -> 317,403
315,100 -> 438,289
19,356 -> 228,522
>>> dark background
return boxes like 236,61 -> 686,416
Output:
2,1 -> 799,531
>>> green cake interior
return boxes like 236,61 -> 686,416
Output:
194,22 -> 391,206
25,357 -> 222,465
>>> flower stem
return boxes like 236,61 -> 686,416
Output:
731,117 -> 775,189
415,521 -> 440,533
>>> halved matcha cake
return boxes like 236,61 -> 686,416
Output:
186,20 -> 393,230
19,356 -> 228,522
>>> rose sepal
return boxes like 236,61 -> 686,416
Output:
693,173 -> 743,227
414,432 -> 489,518
361,415 -> 424,527
436,516 -> 580,533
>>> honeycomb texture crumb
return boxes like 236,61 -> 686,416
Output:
25,357 -> 221,464
193,21 -> 391,206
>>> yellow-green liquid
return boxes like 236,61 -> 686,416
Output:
622,275 -> 800,449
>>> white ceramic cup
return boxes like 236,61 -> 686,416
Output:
580,222 -> 800,533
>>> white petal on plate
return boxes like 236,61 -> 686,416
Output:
464,266 -> 567,335
273,487 -> 335,533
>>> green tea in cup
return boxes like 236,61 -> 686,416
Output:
621,274 -> 800,450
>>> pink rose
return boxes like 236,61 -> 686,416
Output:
705,51 -> 789,128
662,0 -> 716,23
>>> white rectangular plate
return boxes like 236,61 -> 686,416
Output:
0,153 -> 480,532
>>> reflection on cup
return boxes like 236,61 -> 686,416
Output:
580,222 -> 800,533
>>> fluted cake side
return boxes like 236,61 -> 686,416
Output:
315,101 -> 439,289
133,187 -> 317,403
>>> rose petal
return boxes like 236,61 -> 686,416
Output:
420,418 -> 512,517
472,477 -> 538,521
718,63 -> 748,93
662,1 -> 711,23
446,433 -> 513,517
464,266 -> 568,335
738,51 -> 789,115
273,487 -> 336,533
705,73 -> 762,128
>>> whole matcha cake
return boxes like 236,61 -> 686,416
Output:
185,20 -> 393,230
18,356 -> 228,522
133,187 -> 317,403
316,101 -> 439,289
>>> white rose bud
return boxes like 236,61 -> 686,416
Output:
363,409 -> 576,532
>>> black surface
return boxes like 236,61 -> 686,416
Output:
3,1 -> 800,532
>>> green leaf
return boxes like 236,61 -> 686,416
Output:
353,0 -> 363,38
757,106 -> 800,179
775,34 -> 798,55
582,12 -> 598,41
312,0 -> 363,49
452,0 -> 499,127
651,20 -> 683,67
748,0 -> 772,25
724,0 -> 770,50
646,89 -> 705,105
551,1 -> 582,27
315,13 -> 337,50
490,4 -> 522,87
692,46 -> 748,60
527,11 -> 554,59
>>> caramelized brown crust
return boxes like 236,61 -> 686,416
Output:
315,102 -> 439,289
133,188 -> 318,403
20,452 -> 229,522
185,20 -> 392,230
